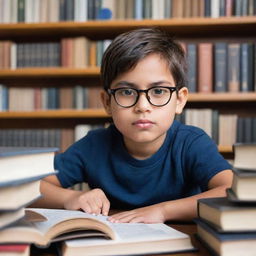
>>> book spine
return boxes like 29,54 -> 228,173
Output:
214,42 -> 227,92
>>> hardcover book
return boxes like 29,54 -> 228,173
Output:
0,147 -> 58,186
198,197 -> 256,232
196,218 -> 256,256
0,208 -> 195,255
230,168 -> 256,201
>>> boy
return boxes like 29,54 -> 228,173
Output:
36,28 -> 233,223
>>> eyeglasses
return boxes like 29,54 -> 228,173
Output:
107,86 -> 177,108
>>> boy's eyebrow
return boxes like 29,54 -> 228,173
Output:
113,80 -> 174,88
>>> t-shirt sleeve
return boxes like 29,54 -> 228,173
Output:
54,141 -> 88,188
184,132 -> 231,191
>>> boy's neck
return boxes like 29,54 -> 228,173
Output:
123,134 -> 167,160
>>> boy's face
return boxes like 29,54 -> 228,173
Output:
101,54 -> 188,155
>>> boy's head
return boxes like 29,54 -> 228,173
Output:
101,27 -> 187,91
100,27 -> 188,158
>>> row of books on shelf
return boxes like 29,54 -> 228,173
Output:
195,143 -> 256,256
0,85 -> 103,111
0,114 -> 255,154
0,38 -> 111,69
178,110 -> 256,146
0,0 -> 255,24
1,39 -> 256,93
0,124 -> 104,152
0,146 -> 195,256
186,42 -> 256,93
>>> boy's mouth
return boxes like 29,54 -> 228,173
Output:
132,119 -> 154,129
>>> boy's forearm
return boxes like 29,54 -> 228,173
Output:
161,185 -> 229,221
29,180 -> 82,209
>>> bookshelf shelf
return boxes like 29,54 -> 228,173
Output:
0,67 -> 100,78
0,17 -> 256,40
188,93 -> 256,102
0,109 -> 108,119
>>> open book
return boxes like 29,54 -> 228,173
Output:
0,209 -> 194,255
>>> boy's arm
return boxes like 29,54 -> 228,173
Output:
108,169 -> 233,223
30,175 -> 110,215
29,175 -> 82,209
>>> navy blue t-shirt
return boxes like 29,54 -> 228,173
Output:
55,121 -> 231,209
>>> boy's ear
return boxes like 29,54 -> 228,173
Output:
175,87 -> 188,114
100,90 -> 112,115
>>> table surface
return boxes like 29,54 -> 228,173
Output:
31,222 -> 211,256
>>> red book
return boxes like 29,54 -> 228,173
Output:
198,43 -> 213,93
0,244 -> 29,255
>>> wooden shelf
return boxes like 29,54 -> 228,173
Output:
0,109 -> 109,119
0,17 -> 256,40
218,146 -> 233,153
188,92 -> 256,102
0,67 -> 100,78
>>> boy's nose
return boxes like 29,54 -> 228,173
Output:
134,93 -> 151,112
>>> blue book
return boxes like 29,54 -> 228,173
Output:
214,43 -> 227,92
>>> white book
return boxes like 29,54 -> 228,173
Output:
48,0 -> 60,22
74,0 -> 88,22
211,0 -> 220,18
74,124 -> 92,141
25,0 -> 33,23
10,0 -> 18,23
3,0 -> 11,23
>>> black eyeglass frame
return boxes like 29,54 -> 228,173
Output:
107,86 -> 177,108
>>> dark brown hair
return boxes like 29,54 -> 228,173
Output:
101,27 -> 187,90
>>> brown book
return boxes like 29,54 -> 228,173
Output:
89,41 -> 97,67
183,0 -> 192,17
61,129 -> 74,152
34,87 -> 42,110
73,37 -> 89,68
172,0 -> 184,18
191,0 -> 200,17
198,43 -> 213,93
198,0 -> 205,17
60,87 -> 73,109
2,41 -> 11,69
87,86 -> 103,109
61,38 -> 73,67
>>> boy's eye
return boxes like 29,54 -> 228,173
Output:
119,89 -> 135,96
151,88 -> 168,96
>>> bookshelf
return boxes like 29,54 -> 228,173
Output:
0,17 -> 256,153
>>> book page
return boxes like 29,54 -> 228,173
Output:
27,208 -> 111,235
65,222 -> 189,247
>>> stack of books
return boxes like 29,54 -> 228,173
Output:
0,147 -> 58,256
195,143 -> 256,256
